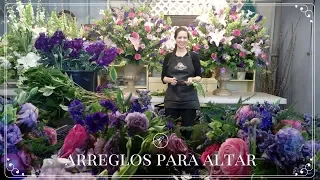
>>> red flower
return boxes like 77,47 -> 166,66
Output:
117,48 -> 122,54
193,45 -> 200,52
117,20 -> 123,25
261,53 -> 267,60
58,124 -> 88,158
200,143 -> 221,168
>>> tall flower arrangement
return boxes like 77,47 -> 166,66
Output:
194,0 -> 270,73
91,5 -> 172,72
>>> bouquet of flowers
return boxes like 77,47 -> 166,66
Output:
91,5 -> 172,72
35,30 -> 118,71
194,0 -> 270,74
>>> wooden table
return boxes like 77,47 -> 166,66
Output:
151,92 -> 287,105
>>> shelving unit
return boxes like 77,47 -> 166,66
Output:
97,65 -> 149,90
148,71 -> 256,93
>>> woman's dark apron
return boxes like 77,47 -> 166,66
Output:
164,52 -> 200,109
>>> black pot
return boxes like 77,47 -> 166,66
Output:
65,70 -> 97,92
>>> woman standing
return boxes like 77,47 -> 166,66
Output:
161,27 -> 202,139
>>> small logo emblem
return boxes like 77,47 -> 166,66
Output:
153,133 -> 168,149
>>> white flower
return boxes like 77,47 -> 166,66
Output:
31,26 -> 47,39
0,57 -> 11,69
99,9 -> 105,16
208,29 -> 226,47
196,12 -> 211,24
16,52 -> 40,71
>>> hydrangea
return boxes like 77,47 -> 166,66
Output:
262,127 -> 304,170
16,103 -> 38,130
0,122 -> 23,155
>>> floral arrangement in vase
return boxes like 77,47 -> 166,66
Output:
91,5 -> 172,73
193,0 -> 270,75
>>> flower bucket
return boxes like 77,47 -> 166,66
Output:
237,72 -> 246,80
65,70 -> 97,92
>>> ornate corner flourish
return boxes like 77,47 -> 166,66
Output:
295,5 -> 314,23
6,158 -> 25,176
294,158 -> 313,176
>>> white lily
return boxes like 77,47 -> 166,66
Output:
208,29 -> 226,47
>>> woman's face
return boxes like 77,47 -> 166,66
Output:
175,31 -> 188,49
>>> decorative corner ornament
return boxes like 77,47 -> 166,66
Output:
295,5 -> 314,23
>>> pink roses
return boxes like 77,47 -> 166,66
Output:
166,133 -> 188,155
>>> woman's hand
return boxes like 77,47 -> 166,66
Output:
164,77 -> 177,85
185,77 -> 194,86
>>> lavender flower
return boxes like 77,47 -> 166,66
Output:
255,15 -> 263,23
68,99 -> 85,125
220,67 -> 226,74
85,112 -> 109,133
100,99 -> 117,113
108,111 -> 126,129
262,127 -> 304,170
125,112 -> 149,135
0,122 -> 22,155
16,103 -> 38,129
103,132 -> 120,175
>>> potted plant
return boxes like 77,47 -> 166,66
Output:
193,0 -> 270,95
34,30 -> 118,91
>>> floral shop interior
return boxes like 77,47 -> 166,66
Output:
0,0 -> 319,179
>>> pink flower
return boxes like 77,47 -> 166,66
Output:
132,32 -> 140,39
144,26 -> 151,33
200,144 -> 221,168
58,124 -> 88,158
117,20 -> 123,25
128,12 -> 135,18
192,30 -> 198,36
218,138 -> 251,175
193,45 -> 200,52
204,44 -> 209,49
235,105 -> 254,122
140,44 -> 146,49
166,133 -> 188,155
239,51 -> 246,57
43,126 -> 57,145
117,48 -> 122,54
274,120 -> 306,134
233,29 -> 241,37
211,53 -> 217,60
261,53 -> 267,60
134,54 -> 141,60
138,12 -> 143,16
164,25 -> 169,30
159,49 -> 165,55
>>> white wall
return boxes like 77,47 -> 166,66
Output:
279,0 -> 314,114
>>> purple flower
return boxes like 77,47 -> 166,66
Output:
125,112 -> 149,135
85,112 -> 109,133
255,15 -> 263,23
0,122 -> 22,155
230,5 -> 237,14
35,33 -> 52,52
85,41 -> 105,61
300,140 -> 320,158
68,99 -> 85,125
49,30 -> 65,46
262,127 -> 304,170
103,132 -> 120,175
237,61 -> 245,68
167,120 -> 174,130
16,103 -> 38,129
96,47 -> 118,66
100,99 -> 117,112
220,67 -> 226,74
108,111 -> 126,129
256,130 -> 275,153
